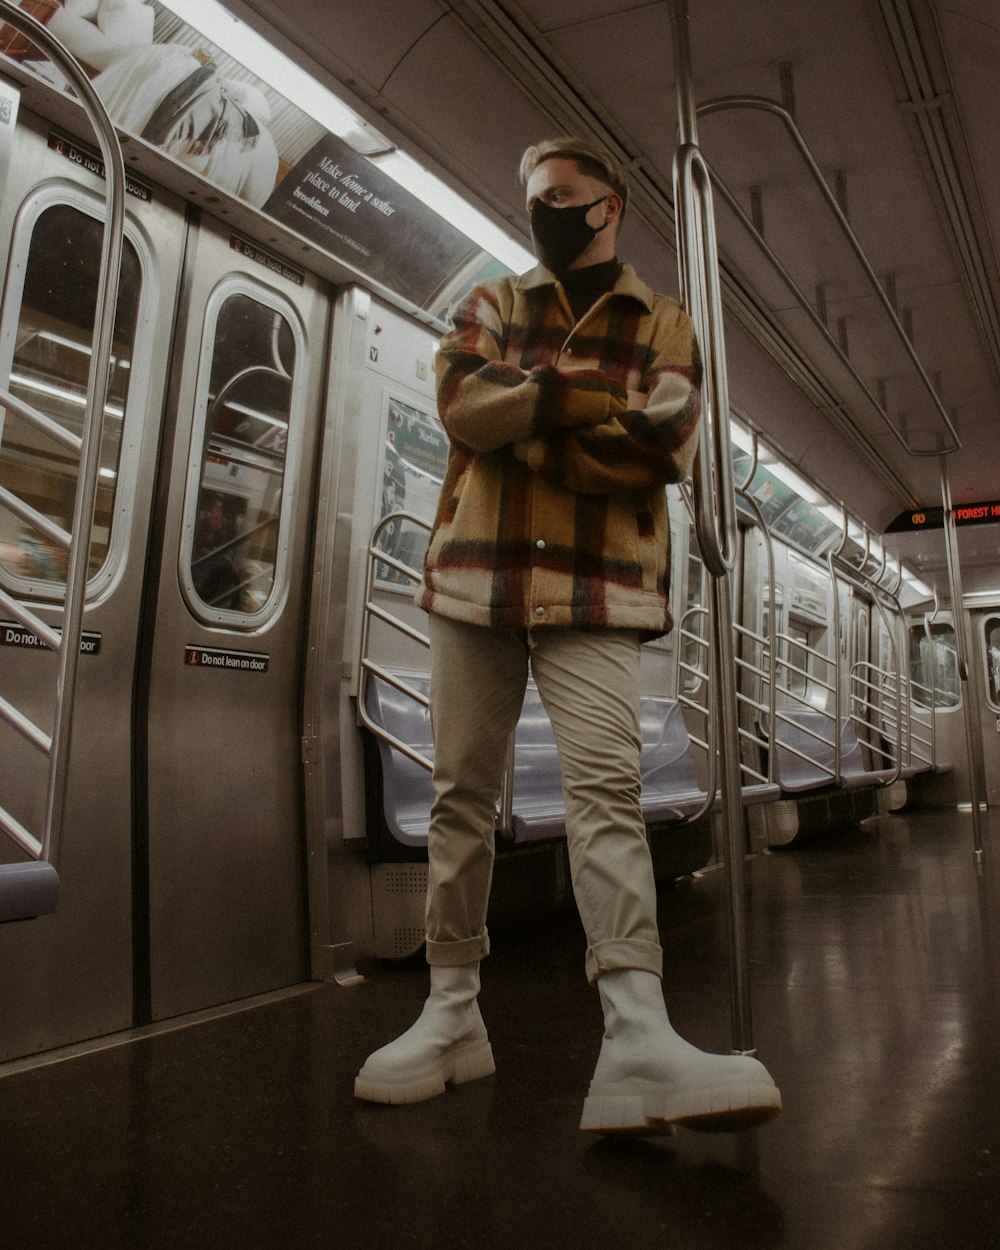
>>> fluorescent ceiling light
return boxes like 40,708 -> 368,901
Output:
818,504 -> 863,539
729,423 -> 755,454
764,459 -> 824,505
369,150 -> 535,274
728,425 -> 824,505
164,0 -> 535,272
166,0 -> 376,142
903,572 -> 933,599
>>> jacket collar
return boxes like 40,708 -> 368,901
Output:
516,262 -> 655,313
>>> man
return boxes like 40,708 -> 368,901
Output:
355,136 -> 781,1135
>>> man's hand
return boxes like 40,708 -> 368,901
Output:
626,389 -> 648,410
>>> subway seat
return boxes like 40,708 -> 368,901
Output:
363,671 -> 777,850
759,710 -> 924,796
0,861 -> 60,924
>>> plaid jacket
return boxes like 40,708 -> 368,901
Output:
415,263 -> 702,637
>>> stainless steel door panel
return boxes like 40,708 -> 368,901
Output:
0,113 -> 186,1060
143,216 -> 328,1019
972,609 -> 1000,806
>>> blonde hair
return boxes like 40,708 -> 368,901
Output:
519,136 -> 630,223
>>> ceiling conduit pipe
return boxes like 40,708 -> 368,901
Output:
668,0 -> 756,1056
695,95 -> 961,459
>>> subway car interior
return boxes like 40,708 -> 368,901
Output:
1,0 -> 999,1246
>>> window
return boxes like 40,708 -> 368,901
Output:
375,394 -> 446,587
983,616 -> 1000,711
782,622 -> 811,698
181,283 -> 304,624
0,199 -> 142,592
909,621 -> 961,710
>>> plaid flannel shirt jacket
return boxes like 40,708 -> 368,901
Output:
415,263 -> 703,639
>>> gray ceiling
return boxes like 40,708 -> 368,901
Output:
226,0 -> 1000,588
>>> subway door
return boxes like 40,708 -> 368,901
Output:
141,217 -> 329,1020
0,119 -> 186,1060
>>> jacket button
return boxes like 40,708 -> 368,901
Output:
535,606 -> 546,617
535,539 -> 546,549
564,347 -> 573,356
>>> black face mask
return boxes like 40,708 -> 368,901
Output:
530,195 -> 609,272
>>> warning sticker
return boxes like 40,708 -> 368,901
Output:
0,622 -> 101,655
184,645 -> 269,673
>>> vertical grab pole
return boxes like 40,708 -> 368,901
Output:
939,457 -> 986,864
669,0 -> 755,1054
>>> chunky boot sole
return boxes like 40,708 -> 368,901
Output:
580,1076 -> 782,1135
354,1037 -> 496,1105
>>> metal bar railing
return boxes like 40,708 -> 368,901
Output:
919,591 -> 942,769
0,0 -> 125,877
827,519 -> 906,786
850,660 -> 904,781
678,609 -> 846,787
907,685 -> 935,758
734,476 -> 777,778
0,485 -> 73,551
694,95 -> 961,459
0,385 -> 85,454
676,626 -> 771,791
674,607 -> 720,825
0,585 -> 63,652
356,513 -> 434,775
355,512 -> 526,836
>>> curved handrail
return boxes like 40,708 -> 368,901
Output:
673,141 -> 738,578
735,485 -> 777,780
735,429 -> 760,493
0,0 -> 125,871
695,94 -> 961,459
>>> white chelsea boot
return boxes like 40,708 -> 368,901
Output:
354,963 -> 495,1104
580,968 -> 782,1135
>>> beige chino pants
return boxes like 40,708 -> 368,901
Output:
425,613 -> 663,983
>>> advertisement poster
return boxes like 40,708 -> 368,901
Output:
264,131 -> 480,309
0,0 -> 494,312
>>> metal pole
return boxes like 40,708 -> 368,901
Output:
669,0 -> 755,1054
939,457 -> 986,863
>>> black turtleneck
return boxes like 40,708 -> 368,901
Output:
556,258 -> 623,323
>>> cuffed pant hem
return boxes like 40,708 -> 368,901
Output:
426,932 -> 490,966
585,939 -> 663,984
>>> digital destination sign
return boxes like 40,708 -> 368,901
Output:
885,500 -> 1000,532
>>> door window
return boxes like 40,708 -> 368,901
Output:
983,616 -> 1000,711
782,622 -> 812,698
909,621 -> 961,710
0,200 -> 142,593
181,282 -> 305,625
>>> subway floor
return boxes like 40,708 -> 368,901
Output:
2,806 -> 999,1250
